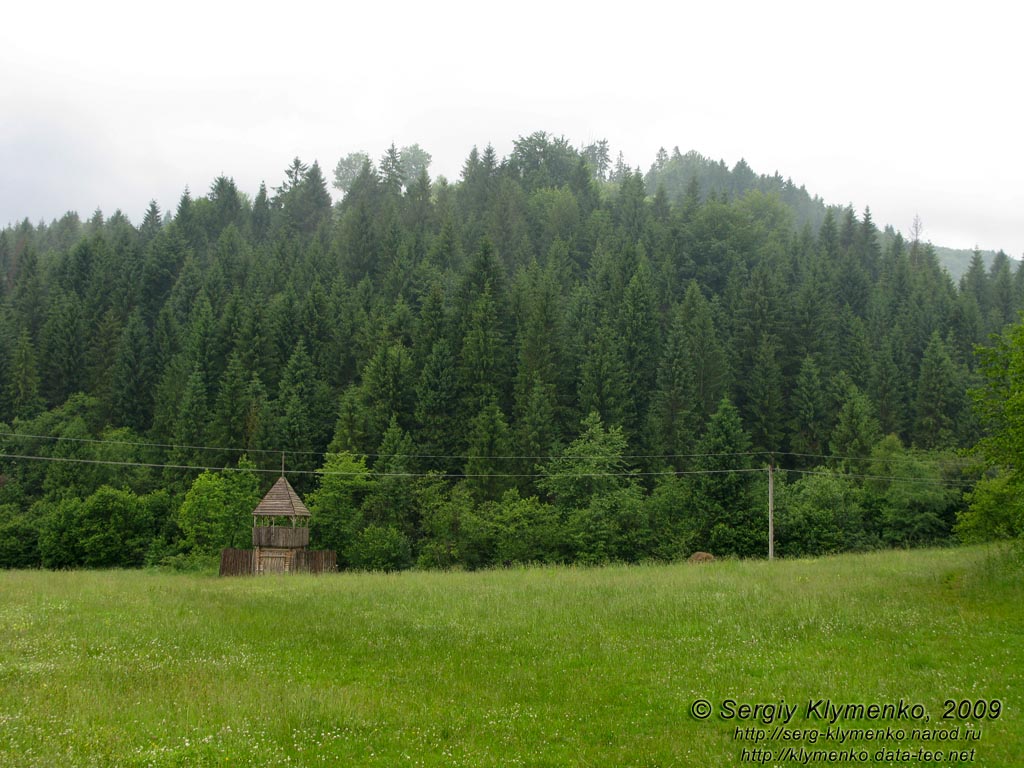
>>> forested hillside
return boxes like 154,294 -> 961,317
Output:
1,132 -> 1022,570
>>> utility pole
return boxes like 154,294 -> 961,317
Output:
768,459 -> 775,561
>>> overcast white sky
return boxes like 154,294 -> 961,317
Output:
1,1 -> 1020,257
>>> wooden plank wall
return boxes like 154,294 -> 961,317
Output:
253,526 -> 310,548
219,548 -> 255,576
295,549 -> 338,573
219,548 -> 337,576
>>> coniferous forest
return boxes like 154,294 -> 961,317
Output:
1,133 -> 1022,570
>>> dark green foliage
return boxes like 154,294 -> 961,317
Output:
459,285 -> 509,413
414,339 -> 461,474
348,524 -> 413,572
40,291 -> 86,405
777,472 -> 871,556
362,418 -> 418,538
744,336 -> 785,453
577,324 -> 631,429
788,356 -> 828,461
912,332 -> 965,449
617,259 -> 660,433
39,486 -> 154,568
308,451 -> 375,566
463,400 -> 513,502
646,305 -> 699,466
111,311 -> 155,432
677,281 -> 729,423
7,329 -> 43,418
360,341 -> 417,446
540,412 -> 633,512
170,366 -> 209,469
0,504 -> 41,568
0,135 -> 995,569
687,398 -> 763,557
177,460 -> 261,555
961,315 -> 1024,541
829,382 -> 881,470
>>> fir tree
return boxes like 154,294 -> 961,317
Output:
689,398 -> 761,557
169,366 -> 209,471
578,323 -> 631,430
678,281 -> 729,423
788,355 -> 828,461
829,383 -> 881,470
7,329 -> 43,418
111,311 -> 154,432
464,399 -> 514,502
646,306 -> 699,468
912,333 -> 964,449
744,336 -> 785,454
414,339 -> 461,474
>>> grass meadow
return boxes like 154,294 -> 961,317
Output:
1,546 -> 1021,766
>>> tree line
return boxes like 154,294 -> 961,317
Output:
1,132 -> 1021,570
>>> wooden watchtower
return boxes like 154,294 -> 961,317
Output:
219,474 -> 336,576
251,476 -> 311,574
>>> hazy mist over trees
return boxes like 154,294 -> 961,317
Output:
1,132 -> 1022,570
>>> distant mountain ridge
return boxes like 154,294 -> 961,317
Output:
642,147 -> 1011,282
643,148 -> 832,232
931,245 -> 1005,283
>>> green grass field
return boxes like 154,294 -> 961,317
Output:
1,547 -> 1021,767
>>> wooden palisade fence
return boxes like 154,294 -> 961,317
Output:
219,475 -> 336,576
219,548 -> 337,576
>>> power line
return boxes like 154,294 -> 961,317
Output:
0,430 -> 770,463
0,430 -> 307,457
0,451 -> 767,480
0,450 -> 975,487
1,432 -> 978,469
777,450 -> 974,467
0,433 -> 976,485
780,467 -> 972,488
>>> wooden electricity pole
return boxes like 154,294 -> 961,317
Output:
768,459 -> 775,561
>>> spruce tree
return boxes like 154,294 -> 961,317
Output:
788,355 -> 827,461
679,281 -> 729,423
617,260 -> 660,433
744,336 -> 785,454
211,352 -> 251,463
8,329 -> 43,418
829,383 -> 881,470
458,284 -> 507,413
514,375 -> 558,487
578,323 -> 631,431
39,291 -> 85,406
361,341 -> 416,444
646,306 -> 699,468
169,366 -> 209,471
464,399 -> 514,502
362,417 -> 418,538
111,311 -> 155,432
868,338 -> 908,438
689,398 -> 761,557
414,339 -> 461,474
912,333 -> 963,449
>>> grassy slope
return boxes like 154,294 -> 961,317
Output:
1,547 -> 1021,767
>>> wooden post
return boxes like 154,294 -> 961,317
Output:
768,459 -> 775,561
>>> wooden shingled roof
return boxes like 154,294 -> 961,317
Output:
253,476 -> 311,517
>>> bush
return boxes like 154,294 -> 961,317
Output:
349,524 -> 413,572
